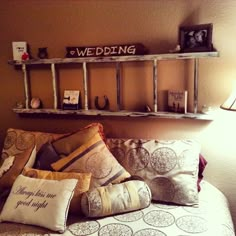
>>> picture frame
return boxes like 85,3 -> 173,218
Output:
179,23 -> 213,52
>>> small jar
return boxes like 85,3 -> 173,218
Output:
37,47 -> 48,59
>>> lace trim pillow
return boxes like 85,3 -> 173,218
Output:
0,156 -> 15,178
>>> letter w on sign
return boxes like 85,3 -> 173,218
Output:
66,43 -> 148,58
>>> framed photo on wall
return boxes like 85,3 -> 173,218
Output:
179,23 -> 213,52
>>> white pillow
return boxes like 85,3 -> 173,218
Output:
25,145 -> 37,168
0,174 -> 78,233
107,139 -> 201,206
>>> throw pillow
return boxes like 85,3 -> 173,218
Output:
106,138 -> 201,206
52,123 -> 105,158
51,133 -> 130,189
0,146 -> 36,192
22,167 -> 91,214
81,180 -> 151,217
0,174 -> 78,233
1,128 -> 66,160
33,142 -> 60,170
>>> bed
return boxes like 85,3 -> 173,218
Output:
0,180 -> 234,235
0,125 -> 235,236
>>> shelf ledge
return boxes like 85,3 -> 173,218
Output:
12,108 -> 214,120
8,51 -> 219,65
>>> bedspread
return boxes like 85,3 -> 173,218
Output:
0,180 -> 234,236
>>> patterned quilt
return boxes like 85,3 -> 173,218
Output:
0,181 -> 234,236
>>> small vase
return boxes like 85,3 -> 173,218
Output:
37,47 -> 48,59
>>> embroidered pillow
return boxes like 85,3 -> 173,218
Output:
0,174 -> 77,233
81,180 -> 151,217
1,128 -> 66,160
51,133 -> 130,189
22,167 -> 91,214
0,146 -> 36,192
106,138 -> 201,206
52,123 -> 105,158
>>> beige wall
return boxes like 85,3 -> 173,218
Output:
1,0 -> 236,228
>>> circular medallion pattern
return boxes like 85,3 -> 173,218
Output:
151,147 -> 177,174
134,228 -> 167,236
176,215 -> 208,233
178,149 -> 198,170
144,210 -> 175,227
114,211 -> 143,222
68,221 -> 100,236
86,152 -> 112,179
16,132 -> 35,150
86,190 -> 102,214
3,131 -> 17,150
150,177 -> 175,202
99,223 -> 133,236
110,147 -> 125,164
126,147 -> 149,172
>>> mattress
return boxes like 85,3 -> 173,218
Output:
0,180 -> 234,236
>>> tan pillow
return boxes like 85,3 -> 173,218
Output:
51,133 -> 130,189
81,180 -> 151,217
0,146 -> 36,192
22,167 -> 91,214
1,128 -> 66,160
107,138 -> 201,206
52,123 -> 105,158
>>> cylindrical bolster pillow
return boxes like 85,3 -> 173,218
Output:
81,180 -> 151,217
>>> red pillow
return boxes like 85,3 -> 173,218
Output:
197,154 -> 208,191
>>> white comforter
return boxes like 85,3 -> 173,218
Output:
0,181 -> 234,236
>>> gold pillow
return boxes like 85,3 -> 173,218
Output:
1,128 -> 67,160
52,123 -> 105,158
51,133 -> 130,189
22,167 -> 91,215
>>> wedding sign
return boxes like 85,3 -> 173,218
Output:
66,43 -> 147,58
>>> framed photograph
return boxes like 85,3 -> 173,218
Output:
179,23 -> 213,52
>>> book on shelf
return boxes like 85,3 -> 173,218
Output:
63,90 -> 80,110
168,90 -> 188,113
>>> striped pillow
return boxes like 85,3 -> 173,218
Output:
51,133 -> 130,189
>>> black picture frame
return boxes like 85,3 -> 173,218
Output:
179,23 -> 213,52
